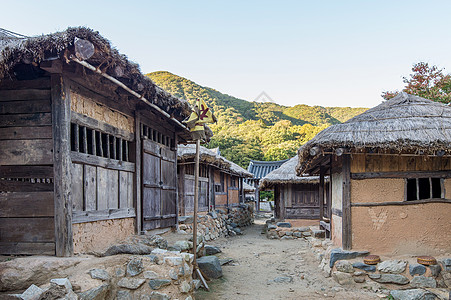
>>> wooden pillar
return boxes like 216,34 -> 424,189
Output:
134,113 -> 142,234
275,185 -> 283,220
178,164 -> 185,216
342,155 -> 352,250
239,177 -> 244,203
209,167 -> 215,211
51,74 -> 73,257
174,133 -> 179,226
255,180 -> 260,213
319,166 -> 325,221
226,174 -> 229,211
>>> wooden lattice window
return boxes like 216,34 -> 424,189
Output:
70,123 -> 131,162
141,124 -> 175,148
406,177 -> 443,201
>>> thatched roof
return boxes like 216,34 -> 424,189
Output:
243,181 -> 256,192
260,156 -> 328,189
296,93 -> 451,175
0,27 -> 191,121
178,144 -> 253,177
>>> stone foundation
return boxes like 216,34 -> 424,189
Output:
265,220 -> 325,240
179,204 -> 254,241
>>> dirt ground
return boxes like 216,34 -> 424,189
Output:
195,218 -> 384,300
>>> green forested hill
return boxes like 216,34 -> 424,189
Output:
147,71 -> 367,167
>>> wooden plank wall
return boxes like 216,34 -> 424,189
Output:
0,77 -> 55,255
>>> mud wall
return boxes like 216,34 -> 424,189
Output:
351,203 -> 451,255
70,90 -> 134,133
445,178 -> 451,198
73,218 -> 135,254
351,178 -> 404,203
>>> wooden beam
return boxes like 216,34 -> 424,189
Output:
51,74 -> 73,257
342,155 -> 351,250
134,113 -> 142,234
351,170 -> 451,180
352,198 -> 451,207
319,166 -> 325,221
72,207 -> 136,223
70,152 -> 135,172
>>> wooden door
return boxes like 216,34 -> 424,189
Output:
142,139 -> 177,230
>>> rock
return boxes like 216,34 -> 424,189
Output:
126,257 -> 143,277
312,230 -> 325,238
440,258 -> 451,271
273,276 -> 293,283
390,289 -> 437,300
185,296 -> 193,300
101,244 -> 153,257
151,249 -> 168,254
377,260 -> 407,274
179,280 -> 191,293
410,275 -> 437,288
302,232 -> 312,237
429,264 -> 442,277
281,236 -> 294,240
285,231 -> 293,236
193,279 -> 202,290
78,284 -> 110,300
267,224 -> 277,230
352,262 -> 376,272
62,290 -> 78,300
164,257 -> 184,266
179,216 -> 194,224
231,222 -> 238,228
219,258 -> 233,265
293,232 -> 303,238
293,226 -> 309,232
169,268 -> 179,280
117,277 -> 146,290
148,279 -> 171,290
368,274 -> 409,285
332,271 -> 354,285
409,264 -> 426,276
89,269 -> 110,281
143,271 -> 160,279
146,254 -> 160,264
335,260 -> 354,273
354,276 -> 365,283
208,211 -> 218,219
276,222 -> 292,228
181,253 -> 194,263
20,284 -> 43,300
205,245 -> 221,255
233,228 -> 242,235
150,291 -> 171,300
173,240 -> 192,251
329,248 -> 370,267
49,278 -> 73,292
197,256 -> 223,279
116,290 -> 132,300
39,283 -> 67,299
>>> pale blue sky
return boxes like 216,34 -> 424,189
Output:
3,1 -> 451,108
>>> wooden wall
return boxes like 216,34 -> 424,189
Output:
0,77 -> 55,255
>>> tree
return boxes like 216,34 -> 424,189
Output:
382,62 -> 451,104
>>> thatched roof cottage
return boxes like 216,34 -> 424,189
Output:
177,144 -> 252,214
260,156 -> 330,226
0,27 -> 195,256
296,93 -> 451,255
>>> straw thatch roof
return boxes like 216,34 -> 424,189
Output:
260,156 -> 328,189
296,93 -> 451,175
178,144 -> 253,177
243,181 -> 256,192
0,27 -> 191,120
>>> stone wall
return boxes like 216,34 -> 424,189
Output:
1,252 -> 195,300
179,204 -> 254,241
265,221 -> 325,240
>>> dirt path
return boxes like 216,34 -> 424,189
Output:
195,219 -> 382,300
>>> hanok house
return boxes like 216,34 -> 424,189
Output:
259,156 -> 330,226
247,159 -> 288,211
296,93 -> 451,255
177,144 -> 252,215
0,27 -> 194,256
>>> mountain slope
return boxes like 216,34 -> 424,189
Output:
146,71 -> 367,167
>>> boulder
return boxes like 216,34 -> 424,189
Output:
126,257 -> 143,277
20,284 -> 44,300
410,276 -> 437,288
390,289 -> 437,300
368,274 -> 409,285
377,260 -> 407,274
205,245 -> 221,256
409,264 -> 426,276
117,278 -> 146,290
429,264 -> 442,277
335,260 -> 354,273
332,271 -> 354,285
150,291 -> 171,300
89,269 -> 110,281
148,279 -> 171,290
116,290 -> 132,300
197,256 -> 223,279
329,249 -> 369,268
173,240 -> 192,251
352,262 -> 376,272
276,222 -> 292,228
78,284 -> 110,300
312,230 -> 325,238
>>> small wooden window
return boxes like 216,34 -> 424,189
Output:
220,172 -> 225,192
70,123 -> 132,162
215,183 -> 223,193
406,177 -> 443,201
231,176 -> 237,187
185,164 -> 195,175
